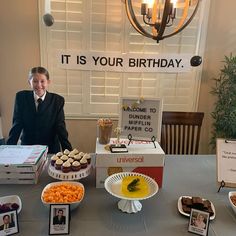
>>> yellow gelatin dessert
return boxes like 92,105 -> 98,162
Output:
121,176 -> 149,198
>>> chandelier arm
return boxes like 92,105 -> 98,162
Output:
125,0 -> 154,39
155,0 -> 172,42
161,0 -> 200,40
143,15 -> 155,27
176,0 -> 190,31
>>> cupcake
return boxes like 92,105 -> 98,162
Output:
72,148 -> 79,155
67,158 -> 74,164
68,152 -> 75,158
50,155 -> 59,166
83,153 -> 91,164
64,149 -> 70,155
74,154 -> 81,161
60,155 -> 69,162
56,152 -> 63,157
71,161 -> 81,171
78,152 -> 85,159
80,157 -> 88,169
55,159 -> 63,170
61,161 -> 71,173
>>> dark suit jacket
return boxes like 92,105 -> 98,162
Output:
53,215 -> 66,225
0,222 -> 15,230
7,90 -> 72,153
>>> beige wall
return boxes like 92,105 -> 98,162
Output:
0,0 -> 235,154
198,0 -> 236,153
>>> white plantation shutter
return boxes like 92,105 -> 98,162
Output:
39,0 -> 210,118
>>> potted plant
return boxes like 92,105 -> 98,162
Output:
211,54 -> 236,148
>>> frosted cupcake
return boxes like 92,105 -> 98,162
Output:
67,158 -> 74,164
74,154 -> 81,161
50,155 -> 59,166
55,159 -> 63,170
56,152 -> 63,157
80,157 -> 88,169
71,161 -> 81,171
78,152 -> 85,159
61,161 -> 71,173
60,155 -> 69,162
68,152 -> 75,158
83,153 -> 91,164
70,148 -> 79,155
63,149 -> 70,155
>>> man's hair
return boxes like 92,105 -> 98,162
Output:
3,214 -> 10,220
28,67 -> 50,81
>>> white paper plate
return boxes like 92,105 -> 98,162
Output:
41,181 -> 84,210
177,196 -> 216,220
0,195 -> 22,214
104,172 -> 159,201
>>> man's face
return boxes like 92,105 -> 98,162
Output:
3,215 -> 10,224
58,210 -> 63,217
29,73 -> 50,97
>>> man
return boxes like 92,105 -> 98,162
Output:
0,214 -> 15,230
53,209 -> 66,225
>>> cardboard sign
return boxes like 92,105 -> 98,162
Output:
119,97 -> 163,142
216,138 -> 236,188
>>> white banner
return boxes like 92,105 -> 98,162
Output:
56,50 -> 192,73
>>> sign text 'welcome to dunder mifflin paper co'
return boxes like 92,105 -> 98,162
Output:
56,50 -> 193,73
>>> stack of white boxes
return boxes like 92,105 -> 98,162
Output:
0,145 -> 48,184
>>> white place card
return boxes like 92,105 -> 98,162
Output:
216,138 -> 236,188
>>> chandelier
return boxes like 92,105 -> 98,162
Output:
124,0 -> 201,43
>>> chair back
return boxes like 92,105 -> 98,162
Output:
161,112 -> 204,154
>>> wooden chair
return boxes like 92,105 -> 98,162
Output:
160,112 -> 204,154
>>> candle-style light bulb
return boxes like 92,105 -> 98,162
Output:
171,0 -> 177,8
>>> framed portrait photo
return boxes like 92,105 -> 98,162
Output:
188,209 -> 210,236
0,210 -> 19,236
49,204 -> 70,235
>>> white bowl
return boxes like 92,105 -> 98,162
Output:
104,172 -> 159,201
228,191 -> 236,215
41,181 -> 85,210
0,195 -> 22,214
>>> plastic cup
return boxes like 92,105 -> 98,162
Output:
98,124 -> 113,144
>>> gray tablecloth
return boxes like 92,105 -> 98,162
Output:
0,155 -> 235,236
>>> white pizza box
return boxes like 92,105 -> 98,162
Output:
96,138 -> 165,188
0,156 -> 47,184
0,145 -> 48,172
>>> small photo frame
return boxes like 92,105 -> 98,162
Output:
49,204 -> 70,235
188,209 -> 210,236
0,210 -> 19,236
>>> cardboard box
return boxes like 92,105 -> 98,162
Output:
0,145 -> 48,184
95,138 -> 165,188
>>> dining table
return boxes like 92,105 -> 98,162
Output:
0,155 -> 235,236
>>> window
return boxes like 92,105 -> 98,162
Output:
39,0 -> 210,118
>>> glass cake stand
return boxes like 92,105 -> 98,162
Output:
104,172 -> 159,213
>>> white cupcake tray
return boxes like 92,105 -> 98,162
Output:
48,164 -> 92,181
